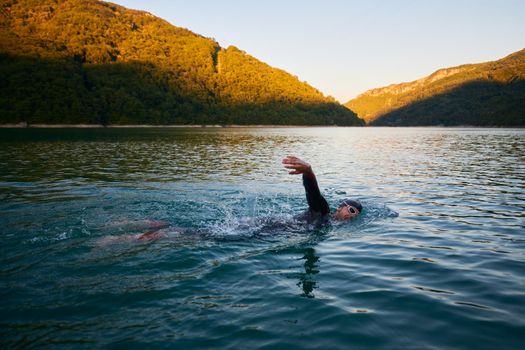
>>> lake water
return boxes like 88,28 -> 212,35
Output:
1,127 -> 524,349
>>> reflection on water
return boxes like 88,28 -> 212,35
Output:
0,128 -> 298,186
0,127 -> 524,349
298,248 -> 320,298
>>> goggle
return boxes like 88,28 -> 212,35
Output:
346,205 -> 359,215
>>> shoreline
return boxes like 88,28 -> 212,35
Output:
0,124 -> 522,129
0,123 -> 346,128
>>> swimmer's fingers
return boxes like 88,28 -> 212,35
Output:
285,163 -> 305,175
284,164 -> 305,173
282,155 -> 302,163
282,159 -> 303,168
282,157 -> 295,164
282,156 -> 312,175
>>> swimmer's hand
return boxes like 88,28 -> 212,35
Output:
282,156 -> 312,175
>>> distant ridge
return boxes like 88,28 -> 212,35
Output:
345,49 -> 525,126
0,0 -> 363,126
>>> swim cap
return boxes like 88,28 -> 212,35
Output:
338,199 -> 362,213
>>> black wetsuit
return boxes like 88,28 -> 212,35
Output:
298,171 -> 330,224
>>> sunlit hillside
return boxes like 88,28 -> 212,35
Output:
345,49 -> 525,126
0,0 -> 363,125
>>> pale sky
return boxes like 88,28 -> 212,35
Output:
110,0 -> 524,102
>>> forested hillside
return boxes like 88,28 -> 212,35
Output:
0,0 -> 363,125
345,49 -> 525,126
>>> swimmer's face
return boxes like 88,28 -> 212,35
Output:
334,205 -> 360,221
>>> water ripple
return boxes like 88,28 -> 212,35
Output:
1,127 -> 524,349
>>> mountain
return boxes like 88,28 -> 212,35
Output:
0,0 -> 364,126
344,49 -> 525,126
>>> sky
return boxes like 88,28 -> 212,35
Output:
111,0 -> 524,102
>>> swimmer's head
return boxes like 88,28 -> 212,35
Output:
334,199 -> 362,221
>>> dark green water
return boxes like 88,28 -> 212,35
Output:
1,127 -> 524,349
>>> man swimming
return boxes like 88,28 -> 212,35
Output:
282,156 -> 362,222
99,156 -> 361,245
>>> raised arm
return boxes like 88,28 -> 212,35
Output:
282,156 -> 330,216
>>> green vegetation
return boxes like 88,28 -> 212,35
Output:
345,49 -> 525,126
0,0 -> 363,126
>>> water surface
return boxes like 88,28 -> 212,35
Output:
1,127 -> 524,349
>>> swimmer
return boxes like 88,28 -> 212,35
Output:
99,157 -> 360,246
282,156 -> 362,221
